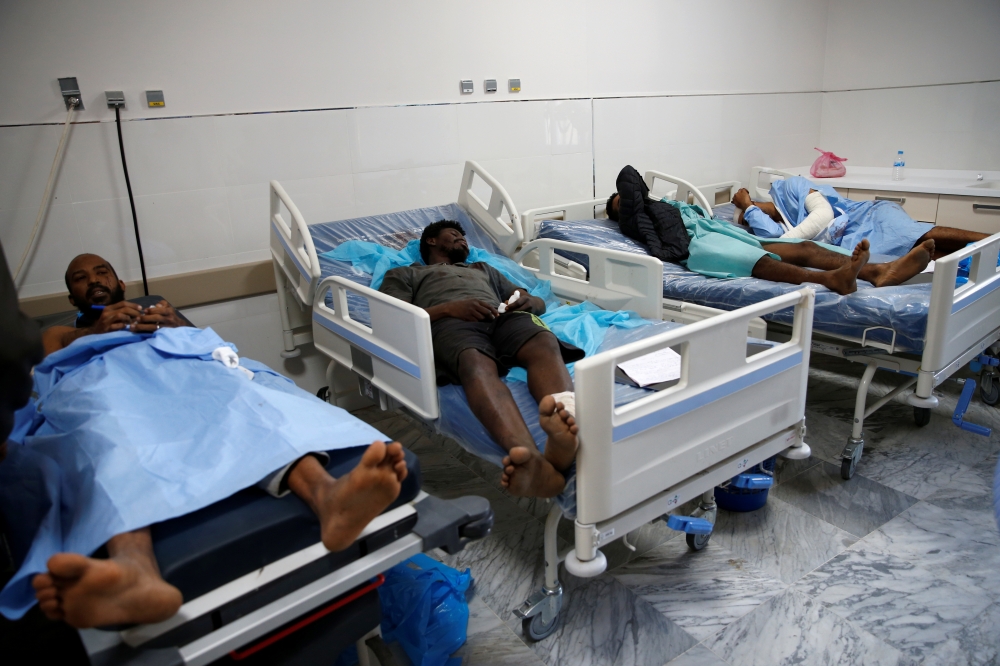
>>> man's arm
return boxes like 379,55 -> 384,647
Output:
129,300 -> 193,333
40,301 -> 145,356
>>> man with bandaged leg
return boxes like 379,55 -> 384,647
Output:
379,221 -> 581,498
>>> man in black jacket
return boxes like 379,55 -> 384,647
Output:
607,165 -> 690,264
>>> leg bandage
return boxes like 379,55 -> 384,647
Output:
550,391 -> 576,418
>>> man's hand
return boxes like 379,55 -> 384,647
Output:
130,300 -> 187,333
506,293 -> 534,313
427,299 -> 498,322
93,301 -> 144,334
732,187 -> 753,210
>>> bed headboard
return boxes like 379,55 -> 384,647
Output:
519,198 -> 607,242
643,171 -> 714,216
748,167 -> 796,202
457,160 -> 522,257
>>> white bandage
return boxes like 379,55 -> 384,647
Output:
497,290 -> 521,314
212,346 -> 240,368
781,191 -> 835,240
550,390 -> 576,418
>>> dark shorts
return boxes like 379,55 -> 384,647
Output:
431,311 -> 584,385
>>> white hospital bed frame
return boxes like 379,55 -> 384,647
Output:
522,168 -> 1000,480
269,161 -> 814,638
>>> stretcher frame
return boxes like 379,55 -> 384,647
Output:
522,167 -> 1000,479
270,161 -> 814,638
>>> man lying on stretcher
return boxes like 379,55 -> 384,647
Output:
1,253 -> 409,629
378,221 -> 582,500
606,165 -> 932,295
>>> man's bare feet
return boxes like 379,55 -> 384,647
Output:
538,395 -> 578,472
866,240 -> 934,287
32,551 -> 182,629
306,441 -> 407,552
500,448 -> 566,498
822,239 -> 871,295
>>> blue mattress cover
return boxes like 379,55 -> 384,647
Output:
537,218 -> 932,352
305,205 -> 682,512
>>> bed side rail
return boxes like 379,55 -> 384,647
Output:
313,277 -> 439,420
921,231 -> 1000,375
573,288 -> 815,525
643,170 -> 714,216
748,166 -> 795,201
694,180 -> 742,207
457,160 -> 522,257
270,180 -> 322,305
513,239 -> 663,321
519,198 -> 606,242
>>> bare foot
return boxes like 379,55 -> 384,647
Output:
312,441 -> 407,552
500,448 -> 566,498
538,395 -> 578,472
867,240 -> 934,287
732,188 -> 752,210
822,239 -> 870,295
32,552 -> 182,628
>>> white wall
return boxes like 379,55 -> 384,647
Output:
2,0 -> 833,300
819,0 -> 1000,171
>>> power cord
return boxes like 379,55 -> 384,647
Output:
115,106 -> 149,296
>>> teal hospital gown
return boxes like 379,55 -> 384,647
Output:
664,199 -> 851,279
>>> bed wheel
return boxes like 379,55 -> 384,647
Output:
913,406 -> 931,427
364,635 -> 400,666
840,457 -> 856,480
316,386 -> 330,402
523,612 -> 560,641
686,532 -> 711,551
981,374 -> 999,406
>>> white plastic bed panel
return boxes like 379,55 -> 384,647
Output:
514,239 -> 663,321
270,180 -> 321,305
457,160 -> 522,257
922,232 -> 1000,373
573,288 -> 814,525
644,171 -> 715,217
520,198 -> 607,243
313,277 -> 439,420
748,166 -> 795,202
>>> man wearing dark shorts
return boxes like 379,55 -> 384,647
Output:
379,221 -> 582,498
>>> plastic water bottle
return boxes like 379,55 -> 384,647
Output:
892,150 -> 905,181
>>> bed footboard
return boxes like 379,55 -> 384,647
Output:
313,277 -> 439,419
457,160 -> 522,257
573,288 -> 814,525
514,239 -> 663,320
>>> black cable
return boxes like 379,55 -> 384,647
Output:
115,106 -> 149,296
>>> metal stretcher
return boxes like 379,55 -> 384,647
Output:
521,168 -> 1000,479
78,446 -> 493,666
269,161 -> 814,639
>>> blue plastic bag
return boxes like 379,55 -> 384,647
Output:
381,554 -> 472,666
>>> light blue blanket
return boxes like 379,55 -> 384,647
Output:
325,240 -> 653,383
0,327 -> 387,619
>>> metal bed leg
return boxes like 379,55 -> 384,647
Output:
841,362 -> 877,480
513,504 -> 564,641
274,263 -> 301,359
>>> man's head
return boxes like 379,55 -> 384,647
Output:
420,220 -> 469,264
64,254 -> 126,311
606,193 -> 620,222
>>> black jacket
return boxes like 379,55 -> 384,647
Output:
615,165 -> 690,264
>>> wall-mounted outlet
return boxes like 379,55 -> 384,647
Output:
145,90 -> 165,107
105,91 -> 125,108
58,77 -> 83,110
484,79 -> 497,93
508,79 -> 521,93
460,80 -> 473,94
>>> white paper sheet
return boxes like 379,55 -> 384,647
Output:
921,260 -> 935,274
617,347 -> 682,387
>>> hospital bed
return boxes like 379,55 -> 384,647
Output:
521,168 -> 1000,480
269,161 -> 814,639
77,445 -> 494,666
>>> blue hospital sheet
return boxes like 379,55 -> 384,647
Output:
0,327 -> 388,619
538,217 -> 933,351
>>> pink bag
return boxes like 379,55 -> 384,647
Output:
810,148 -> 847,178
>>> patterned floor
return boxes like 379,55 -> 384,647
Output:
354,354 -> 1000,666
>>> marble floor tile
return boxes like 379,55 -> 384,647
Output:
664,644 -> 730,666
452,594 -> 546,666
923,450 -> 999,513
527,572 -> 698,666
598,519 -> 682,573
704,588 -> 905,666
854,446 -> 994,501
612,538 -> 786,642
772,455 -> 820,486
857,500 -> 1000,600
919,601 -> 1000,666
771,461 -> 918,537
711,495 -> 857,584
792,545 -> 994,663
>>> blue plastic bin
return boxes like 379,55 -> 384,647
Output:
715,456 -> 776,512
